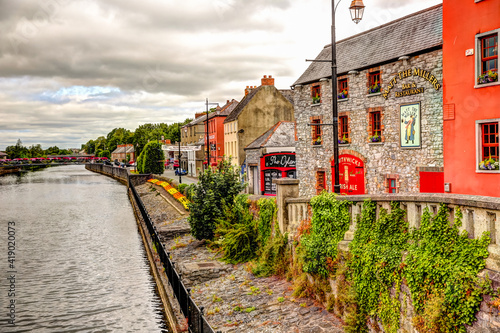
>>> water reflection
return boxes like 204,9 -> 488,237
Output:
0,165 -> 169,332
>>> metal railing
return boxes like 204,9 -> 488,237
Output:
129,181 -> 219,333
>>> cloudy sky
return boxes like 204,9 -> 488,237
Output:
0,0 -> 442,150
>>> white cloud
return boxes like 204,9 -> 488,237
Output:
0,0 -> 442,150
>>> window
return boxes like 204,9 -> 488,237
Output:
368,71 -> 381,93
482,122 -> 499,160
388,179 -> 397,193
339,116 -> 349,143
476,119 -> 499,171
370,111 -> 381,137
311,118 -> 322,145
312,84 -> 321,104
481,34 -> 498,73
338,78 -> 348,99
316,171 -> 326,195
476,31 -> 499,85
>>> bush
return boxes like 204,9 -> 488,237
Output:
188,158 -> 246,240
138,141 -> 164,174
177,183 -> 188,194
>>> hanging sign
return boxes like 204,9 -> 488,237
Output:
382,68 -> 441,100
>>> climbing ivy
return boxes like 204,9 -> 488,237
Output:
301,192 -> 352,278
404,204 -> 491,332
347,200 -> 409,333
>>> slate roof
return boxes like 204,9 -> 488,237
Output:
245,121 -> 296,150
224,86 -> 263,123
293,4 -> 442,86
182,114 -> 206,128
205,99 -> 240,120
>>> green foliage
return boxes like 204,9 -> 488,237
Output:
214,195 -> 258,264
188,158 -> 246,240
139,141 -> 164,174
177,183 -> 188,194
252,229 -> 289,277
301,192 -> 351,277
347,200 -> 409,333
256,198 -> 276,247
136,152 -> 145,174
404,204 -> 491,332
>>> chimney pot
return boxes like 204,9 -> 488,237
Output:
261,75 -> 275,86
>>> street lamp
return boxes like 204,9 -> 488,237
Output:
330,0 -> 365,193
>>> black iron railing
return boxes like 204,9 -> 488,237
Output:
129,181 -> 218,333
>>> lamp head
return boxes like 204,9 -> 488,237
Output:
349,0 -> 365,24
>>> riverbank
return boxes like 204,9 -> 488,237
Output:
138,181 -> 345,333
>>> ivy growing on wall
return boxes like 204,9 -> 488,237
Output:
301,192 -> 352,278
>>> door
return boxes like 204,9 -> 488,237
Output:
252,167 -> 259,194
331,154 -> 365,195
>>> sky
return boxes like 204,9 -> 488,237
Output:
0,0 -> 442,150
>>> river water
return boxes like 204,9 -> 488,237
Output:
0,165 -> 169,332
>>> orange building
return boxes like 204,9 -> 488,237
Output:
443,0 -> 499,197
204,99 -> 239,166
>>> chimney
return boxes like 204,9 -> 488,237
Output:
261,75 -> 274,86
245,86 -> 250,96
195,112 -> 205,119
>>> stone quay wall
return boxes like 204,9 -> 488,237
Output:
293,49 -> 443,197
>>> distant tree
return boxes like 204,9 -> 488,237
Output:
138,141 -> 164,174
45,146 -> 60,155
28,144 -> 44,158
5,139 -> 29,159
101,150 -> 110,159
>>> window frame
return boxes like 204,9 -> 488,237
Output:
476,118 -> 500,173
368,71 -> 381,94
311,119 -> 322,145
388,178 -> 397,193
339,115 -> 349,142
316,171 -> 326,195
338,78 -> 349,99
475,29 -> 499,88
370,111 -> 381,137
311,84 -> 321,104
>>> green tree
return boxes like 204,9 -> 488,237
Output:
188,159 -> 246,240
5,139 -> 29,159
138,141 -> 164,174
28,144 -> 44,158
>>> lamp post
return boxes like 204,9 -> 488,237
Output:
330,0 -> 365,193
205,98 -> 219,170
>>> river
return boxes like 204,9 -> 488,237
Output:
0,165 -> 169,332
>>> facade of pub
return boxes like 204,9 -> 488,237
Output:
292,5 -> 444,196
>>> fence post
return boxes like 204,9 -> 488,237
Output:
187,288 -> 191,325
199,306 -> 204,333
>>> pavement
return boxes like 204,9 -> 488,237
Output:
162,168 -> 198,185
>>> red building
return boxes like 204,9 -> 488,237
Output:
443,0 -> 499,197
204,99 -> 239,165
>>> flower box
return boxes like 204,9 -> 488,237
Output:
369,134 -> 382,143
477,70 -> 498,85
338,90 -> 348,100
368,82 -> 381,94
479,157 -> 499,171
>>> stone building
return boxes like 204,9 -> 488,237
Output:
111,144 -> 135,163
245,121 -> 296,195
224,75 -> 295,168
292,5 -> 444,197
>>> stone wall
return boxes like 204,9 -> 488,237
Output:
293,50 -> 443,197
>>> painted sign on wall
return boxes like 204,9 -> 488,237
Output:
400,102 -> 421,148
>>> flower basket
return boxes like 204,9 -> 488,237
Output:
369,82 -> 381,94
338,135 -> 349,144
369,133 -> 381,143
479,157 -> 499,170
313,136 -> 322,145
477,70 -> 498,85
338,90 -> 348,99
312,94 -> 321,104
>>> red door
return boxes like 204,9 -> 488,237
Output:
331,154 -> 365,195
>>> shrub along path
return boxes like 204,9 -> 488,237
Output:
136,182 -> 344,333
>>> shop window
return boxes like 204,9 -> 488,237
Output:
476,31 -> 499,85
369,111 -> 382,142
312,84 -> 321,104
339,116 -> 349,144
316,171 -> 326,195
368,71 -> 381,94
476,119 -> 499,171
338,78 -> 348,99
311,118 -> 322,145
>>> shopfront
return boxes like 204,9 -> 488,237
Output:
260,153 -> 296,196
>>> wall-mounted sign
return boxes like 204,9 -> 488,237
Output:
400,102 -> 421,148
264,154 -> 296,168
382,68 -> 441,100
